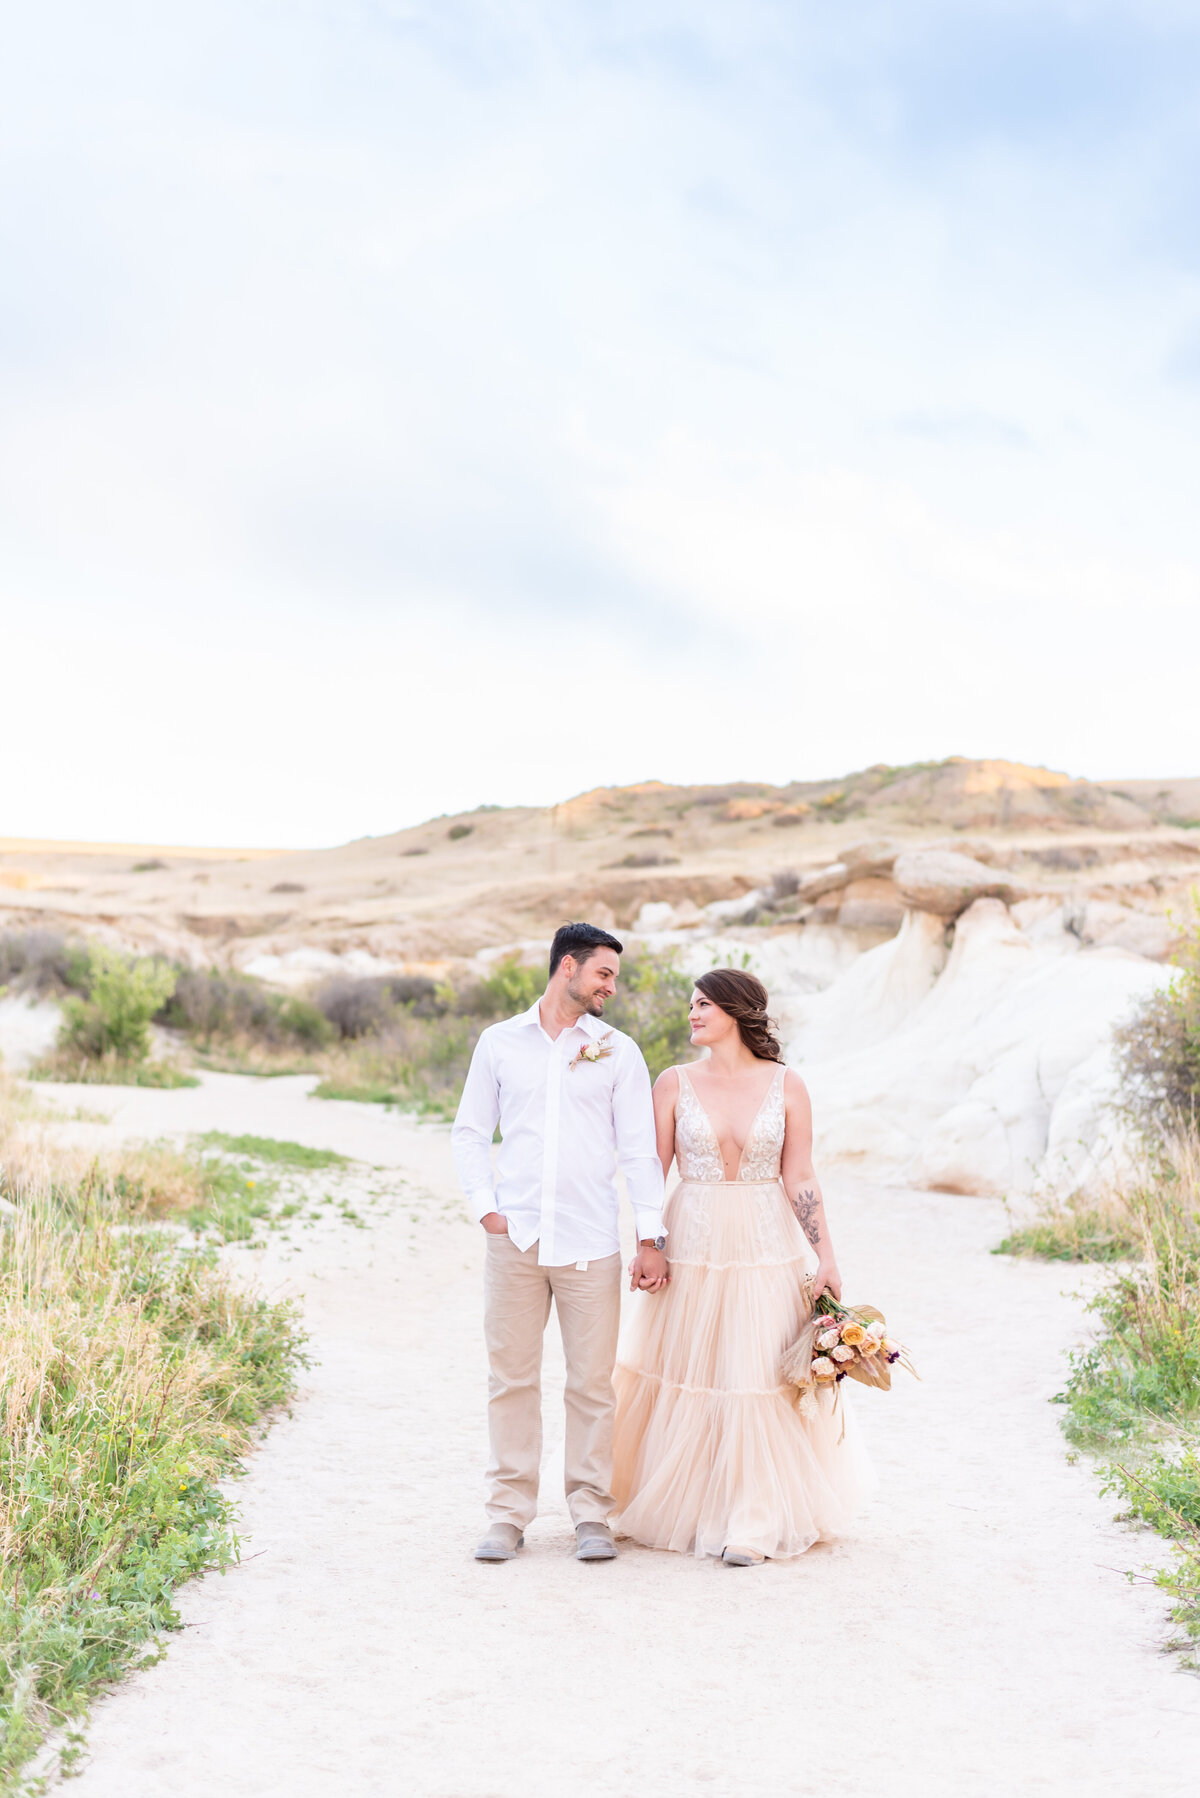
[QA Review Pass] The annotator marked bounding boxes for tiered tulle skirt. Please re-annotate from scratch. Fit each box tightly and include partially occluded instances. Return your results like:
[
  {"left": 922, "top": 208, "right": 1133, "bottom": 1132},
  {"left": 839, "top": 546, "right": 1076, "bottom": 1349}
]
[{"left": 612, "top": 1179, "right": 876, "bottom": 1560}]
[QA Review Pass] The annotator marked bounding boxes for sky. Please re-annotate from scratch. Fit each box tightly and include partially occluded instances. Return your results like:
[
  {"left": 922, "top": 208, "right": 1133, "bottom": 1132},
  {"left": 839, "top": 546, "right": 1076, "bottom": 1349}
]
[{"left": 3, "top": 0, "right": 1199, "bottom": 847}]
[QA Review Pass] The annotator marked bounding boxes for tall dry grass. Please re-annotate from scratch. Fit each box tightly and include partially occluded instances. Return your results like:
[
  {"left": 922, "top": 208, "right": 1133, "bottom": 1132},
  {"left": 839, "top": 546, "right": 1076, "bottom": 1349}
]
[
  {"left": 1044, "top": 1129, "right": 1200, "bottom": 1663},
  {"left": 0, "top": 1081, "right": 305, "bottom": 1787}
]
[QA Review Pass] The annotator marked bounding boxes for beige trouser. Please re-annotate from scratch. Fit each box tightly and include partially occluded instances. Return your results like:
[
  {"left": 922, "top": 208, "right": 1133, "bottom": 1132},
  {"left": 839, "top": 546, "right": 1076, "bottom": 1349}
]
[{"left": 483, "top": 1233, "right": 622, "bottom": 1530}]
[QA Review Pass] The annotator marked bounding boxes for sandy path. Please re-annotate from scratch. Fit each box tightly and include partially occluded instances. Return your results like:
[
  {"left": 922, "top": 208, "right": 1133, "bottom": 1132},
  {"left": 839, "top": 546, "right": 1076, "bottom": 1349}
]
[{"left": 32, "top": 1073, "right": 1200, "bottom": 1797}]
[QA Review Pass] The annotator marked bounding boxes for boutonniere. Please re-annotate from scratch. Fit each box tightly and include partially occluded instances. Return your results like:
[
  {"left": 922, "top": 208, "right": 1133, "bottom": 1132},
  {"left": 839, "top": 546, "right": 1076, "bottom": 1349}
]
[{"left": 568, "top": 1031, "right": 614, "bottom": 1070}]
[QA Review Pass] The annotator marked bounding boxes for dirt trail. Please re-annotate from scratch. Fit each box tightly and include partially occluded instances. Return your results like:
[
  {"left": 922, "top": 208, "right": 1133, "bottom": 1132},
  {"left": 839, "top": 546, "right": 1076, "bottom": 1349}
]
[{"left": 35, "top": 1073, "right": 1200, "bottom": 1798}]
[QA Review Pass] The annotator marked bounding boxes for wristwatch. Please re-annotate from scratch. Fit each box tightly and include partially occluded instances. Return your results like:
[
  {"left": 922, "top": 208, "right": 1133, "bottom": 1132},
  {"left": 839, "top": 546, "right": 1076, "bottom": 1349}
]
[{"left": 640, "top": 1235, "right": 667, "bottom": 1251}]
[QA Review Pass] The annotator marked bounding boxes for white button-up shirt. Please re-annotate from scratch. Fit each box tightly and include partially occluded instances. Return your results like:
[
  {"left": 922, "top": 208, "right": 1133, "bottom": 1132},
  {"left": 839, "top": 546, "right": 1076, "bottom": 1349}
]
[{"left": 451, "top": 1002, "right": 666, "bottom": 1267}]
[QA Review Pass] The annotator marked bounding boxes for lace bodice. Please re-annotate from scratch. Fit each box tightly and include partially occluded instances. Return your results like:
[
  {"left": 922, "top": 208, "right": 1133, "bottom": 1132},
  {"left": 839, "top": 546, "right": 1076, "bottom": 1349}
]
[{"left": 674, "top": 1064, "right": 787, "bottom": 1183}]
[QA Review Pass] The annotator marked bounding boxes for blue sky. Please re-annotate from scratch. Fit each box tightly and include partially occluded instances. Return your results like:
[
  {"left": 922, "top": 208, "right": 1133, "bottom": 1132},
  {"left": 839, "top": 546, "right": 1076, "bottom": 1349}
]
[{"left": 2, "top": 0, "right": 1199, "bottom": 845}]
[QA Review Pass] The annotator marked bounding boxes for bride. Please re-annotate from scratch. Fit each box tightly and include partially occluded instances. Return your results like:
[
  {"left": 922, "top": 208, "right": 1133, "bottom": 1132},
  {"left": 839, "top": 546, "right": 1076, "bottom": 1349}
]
[{"left": 611, "top": 968, "right": 875, "bottom": 1564}]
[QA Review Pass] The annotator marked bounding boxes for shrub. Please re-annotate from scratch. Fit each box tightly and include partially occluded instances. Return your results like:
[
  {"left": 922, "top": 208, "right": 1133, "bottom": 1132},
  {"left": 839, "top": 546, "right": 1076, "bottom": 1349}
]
[
  {"left": 59, "top": 945, "right": 177, "bottom": 1065},
  {"left": 275, "top": 995, "right": 332, "bottom": 1047},
  {"left": 447, "top": 823, "right": 474, "bottom": 840},
  {"left": 315, "top": 975, "right": 391, "bottom": 1039},
  {"left": 387, "top": 974, "right": 443, "bottom": 1011},
  {"left": 162, "top": 969, "right": 331, "bottom": 1050},
  {"left": 314, "top": 1013, "right": 479, "bottom": 1115},
  {"left": 476, "top": 956, "right": 543, "bottom": 1015},
  {"left": 314, "top": 974, "right": 447, "bottom": 1039},
  {"left": 0, "top": 930, "right": 89, "bottom": 995},
  {"left": 605, "top": 951, "right": 695, "bottom": 1081},
  {"left": 605, "top": 852, "right": 681, "bottom": 869},
  {"left": 1113, "top": 895, "right": 1200, "bottom": 1132}
]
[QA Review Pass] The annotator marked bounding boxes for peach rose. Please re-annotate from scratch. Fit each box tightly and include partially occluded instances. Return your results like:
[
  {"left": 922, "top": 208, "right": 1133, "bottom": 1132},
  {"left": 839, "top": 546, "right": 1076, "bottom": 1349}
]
[
  {"left": 839, "top": 1321, "right": 866, "bottom": 1346},
  {"left": 859, "top": 1337, "right": 882, "bottom": 1357}
]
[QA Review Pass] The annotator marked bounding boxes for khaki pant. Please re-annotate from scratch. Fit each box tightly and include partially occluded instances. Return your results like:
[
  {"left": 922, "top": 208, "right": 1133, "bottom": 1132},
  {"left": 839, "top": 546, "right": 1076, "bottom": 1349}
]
[{"left": 483, "top": 1234, "right": 622, "bottom": 1529}]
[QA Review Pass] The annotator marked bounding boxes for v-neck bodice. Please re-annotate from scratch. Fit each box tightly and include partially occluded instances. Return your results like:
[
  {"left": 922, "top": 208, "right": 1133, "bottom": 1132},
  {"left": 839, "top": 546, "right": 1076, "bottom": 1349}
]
[{"left": 674, "top": 1063, "right": 786, "bottom": 1183}]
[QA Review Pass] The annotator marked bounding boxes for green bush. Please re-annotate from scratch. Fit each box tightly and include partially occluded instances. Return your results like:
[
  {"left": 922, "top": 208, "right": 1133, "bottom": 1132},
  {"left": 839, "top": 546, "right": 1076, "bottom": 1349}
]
[
  {"left": 605, "top": 950, "right": 695, "bottom": 1082},
  {"left": 59, "top": 946, "right": 177, "bottom": 1066},
  {"left": 162, "top": 969, "right": 332, "bottom": 1051},
  {"left": 476, "top": 955, "right": 543, "bottom": 1015},
  {"left": 1113, "top": 895, "right": 1200, "bottom": 1132}
]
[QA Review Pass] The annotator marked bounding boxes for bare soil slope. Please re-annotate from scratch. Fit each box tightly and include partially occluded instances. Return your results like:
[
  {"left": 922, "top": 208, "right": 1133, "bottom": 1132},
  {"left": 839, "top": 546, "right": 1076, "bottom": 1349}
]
[{"left": 3, "top": 759, "right": 1198, "bottom": 972}]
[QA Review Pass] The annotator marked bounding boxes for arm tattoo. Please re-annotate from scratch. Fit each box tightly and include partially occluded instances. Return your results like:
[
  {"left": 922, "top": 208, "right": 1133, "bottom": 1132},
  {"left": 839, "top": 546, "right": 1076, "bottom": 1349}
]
[{"left": 791, "top": 1185, "right": 821, "bottom": 1248}]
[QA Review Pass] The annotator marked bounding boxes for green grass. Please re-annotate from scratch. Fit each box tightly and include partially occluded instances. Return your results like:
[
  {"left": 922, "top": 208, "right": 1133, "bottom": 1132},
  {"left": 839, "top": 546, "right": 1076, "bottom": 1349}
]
[
  {"left": 194, "top": 1132, "right": 350, "bottom": 1171},
  {"left": 0, "top": 1092, "right": 306, "bottom": 1790},
  {"left": 995, "top": 1191, "right": 1143, "bottom": 1262},
  {"left": 1011, "top": 1138, "right": 1200, "bottom": 1666},
  {"left": 312, "top": 1075, "right": 457, "bottom": 1118},
  {"left": 30, "top": 1057, "right": 199, "bottom": 1090}
]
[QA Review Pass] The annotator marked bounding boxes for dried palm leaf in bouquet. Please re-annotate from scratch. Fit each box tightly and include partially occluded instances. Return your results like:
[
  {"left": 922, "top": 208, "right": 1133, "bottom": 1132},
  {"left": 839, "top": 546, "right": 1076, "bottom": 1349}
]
[{"left": 781, "top": 1287, "right": 915, "bottom": 1416}]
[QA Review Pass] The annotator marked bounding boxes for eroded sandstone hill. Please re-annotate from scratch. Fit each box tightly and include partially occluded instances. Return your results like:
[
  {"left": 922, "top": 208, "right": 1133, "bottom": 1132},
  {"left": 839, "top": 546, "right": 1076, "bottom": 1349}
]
[{"left": 2, "top": 758, "right": 1198, "bottom": 975}]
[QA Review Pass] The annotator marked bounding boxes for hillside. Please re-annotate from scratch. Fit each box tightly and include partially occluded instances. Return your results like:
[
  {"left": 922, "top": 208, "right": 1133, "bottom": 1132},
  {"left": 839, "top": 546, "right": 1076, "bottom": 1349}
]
[{"left": 2, "top": 757, "right": 1198, "bottom": 976}]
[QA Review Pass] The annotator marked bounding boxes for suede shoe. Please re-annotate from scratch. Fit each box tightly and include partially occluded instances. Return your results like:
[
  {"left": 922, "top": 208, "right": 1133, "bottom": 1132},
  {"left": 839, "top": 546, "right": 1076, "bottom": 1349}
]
[
  {"left": 575, "top": 1521, "right": 618, "bottom": 1561},
  {"left": 721, "top": 1546, "right": 765, "bottom": 1566},
  {"left": 474, "top": 1523, "right": 525, "bottom": 1562}
]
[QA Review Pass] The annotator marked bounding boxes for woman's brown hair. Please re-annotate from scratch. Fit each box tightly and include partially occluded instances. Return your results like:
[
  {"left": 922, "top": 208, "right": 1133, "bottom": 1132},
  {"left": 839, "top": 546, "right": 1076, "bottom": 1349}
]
[{"left": 693, "top": 969, "right": 784, "bottom": 1063}]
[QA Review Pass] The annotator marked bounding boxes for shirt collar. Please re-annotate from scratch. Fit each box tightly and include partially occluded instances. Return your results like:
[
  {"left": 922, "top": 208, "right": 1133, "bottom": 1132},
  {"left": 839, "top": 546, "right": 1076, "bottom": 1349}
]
[{"left": 515, "top": 1001, "right": 608, "bottom": 1039}]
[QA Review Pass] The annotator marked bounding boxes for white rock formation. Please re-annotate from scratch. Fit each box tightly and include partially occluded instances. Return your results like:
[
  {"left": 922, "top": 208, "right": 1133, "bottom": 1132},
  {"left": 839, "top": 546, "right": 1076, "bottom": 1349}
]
[
  {"left": 239, "top": 946, "right": 407, "bottom": 986},
  {"left": 786, "top": 898, "right": 1169, "bottom": 1199}
]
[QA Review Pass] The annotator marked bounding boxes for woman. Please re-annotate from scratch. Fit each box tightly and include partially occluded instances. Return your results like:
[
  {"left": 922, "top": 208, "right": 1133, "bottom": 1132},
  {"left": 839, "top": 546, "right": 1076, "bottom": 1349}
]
[{"left": 611, "top": 968, "right": 875, "bottom": 1564}]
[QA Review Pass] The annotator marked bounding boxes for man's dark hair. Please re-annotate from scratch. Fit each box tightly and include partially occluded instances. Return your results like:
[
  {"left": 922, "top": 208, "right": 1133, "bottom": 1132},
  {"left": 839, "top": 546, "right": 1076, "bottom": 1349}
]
[{"left": 549, "top": 922, "right": 624, "bottom": 978}]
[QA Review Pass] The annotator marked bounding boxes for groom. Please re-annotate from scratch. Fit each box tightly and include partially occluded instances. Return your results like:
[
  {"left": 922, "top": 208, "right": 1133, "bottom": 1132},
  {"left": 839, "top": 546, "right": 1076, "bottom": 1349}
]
[{"left": 452, "top": 922, "right": 668, "bottom": 1563}]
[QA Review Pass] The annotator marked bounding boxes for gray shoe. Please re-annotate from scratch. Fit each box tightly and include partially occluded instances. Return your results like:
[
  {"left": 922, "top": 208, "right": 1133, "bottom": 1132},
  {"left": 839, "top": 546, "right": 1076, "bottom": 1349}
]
[
  {"left": 575, "top": 1521, "right": 618, "bottom": 1561},
  {"left": 474, "top": 1523, "right": 525, "bottom": 1561},
  {"left": 721, "top": 1546, "right": 765, "bottom": 1567}
]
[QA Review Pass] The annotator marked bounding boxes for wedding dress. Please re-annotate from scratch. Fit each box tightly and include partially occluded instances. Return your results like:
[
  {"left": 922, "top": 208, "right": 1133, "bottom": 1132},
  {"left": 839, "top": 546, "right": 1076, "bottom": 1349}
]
[{"left": 611, "top": 1064, "right": 876, "bottom": 1559}]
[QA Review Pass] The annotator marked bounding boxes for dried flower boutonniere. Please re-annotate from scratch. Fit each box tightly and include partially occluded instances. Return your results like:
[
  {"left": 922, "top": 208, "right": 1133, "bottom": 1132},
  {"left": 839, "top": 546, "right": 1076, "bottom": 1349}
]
[{"left": 568, "top": 1031, "right": 614, "bottom": 1070}]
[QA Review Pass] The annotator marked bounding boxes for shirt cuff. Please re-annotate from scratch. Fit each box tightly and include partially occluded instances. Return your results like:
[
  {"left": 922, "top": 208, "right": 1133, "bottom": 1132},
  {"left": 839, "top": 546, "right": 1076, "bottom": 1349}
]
[
  {"left": 634, "top": 1208, "right": 667, "bottom": 1244},
  {"left": 467, "top": 1187, "right": 499, "bottom": 1224}
]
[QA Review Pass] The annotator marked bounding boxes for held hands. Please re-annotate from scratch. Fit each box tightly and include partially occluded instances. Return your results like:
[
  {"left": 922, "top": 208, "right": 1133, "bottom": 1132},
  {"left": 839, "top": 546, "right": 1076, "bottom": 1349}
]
[
  {"left": 480, "top": 1212, "right": 510, "bottom": 1235},
  {"left": 812, "top": 1259, "right": 842, "bottom": 1303},
  {"left": 629, "top": 1243, "right": 669, "bottom": 1293}
]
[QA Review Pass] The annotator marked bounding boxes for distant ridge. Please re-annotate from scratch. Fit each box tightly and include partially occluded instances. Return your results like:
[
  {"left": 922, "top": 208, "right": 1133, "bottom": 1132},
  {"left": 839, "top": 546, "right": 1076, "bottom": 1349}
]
[{"left": 2, "top": 758, "right": 1197, "bottom": 971}]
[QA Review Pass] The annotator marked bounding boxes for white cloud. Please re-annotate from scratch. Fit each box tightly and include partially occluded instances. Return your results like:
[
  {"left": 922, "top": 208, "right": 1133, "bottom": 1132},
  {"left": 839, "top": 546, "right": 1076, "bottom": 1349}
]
[{"left": 2, "top": 1, "right": 1199, "bottom": 843}]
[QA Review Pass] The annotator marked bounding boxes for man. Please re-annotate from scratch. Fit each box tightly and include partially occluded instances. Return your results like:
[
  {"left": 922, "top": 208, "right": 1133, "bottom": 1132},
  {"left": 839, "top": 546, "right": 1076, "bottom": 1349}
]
[{"left": 452, "top": 921, "right": 668, "bottom": 1563}]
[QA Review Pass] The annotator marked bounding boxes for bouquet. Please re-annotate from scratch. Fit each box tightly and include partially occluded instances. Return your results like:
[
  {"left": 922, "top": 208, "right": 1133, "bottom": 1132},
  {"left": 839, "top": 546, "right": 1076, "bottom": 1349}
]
[{"left": 781, "top": 1290, "right": 915, "bottom": 1417}]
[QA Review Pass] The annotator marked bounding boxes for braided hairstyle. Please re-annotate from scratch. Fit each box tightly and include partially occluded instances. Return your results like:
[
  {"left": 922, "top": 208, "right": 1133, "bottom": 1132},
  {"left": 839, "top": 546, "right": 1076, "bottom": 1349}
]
[{"left": 693, "top": 969, "right": 784, "bottom": 1063}]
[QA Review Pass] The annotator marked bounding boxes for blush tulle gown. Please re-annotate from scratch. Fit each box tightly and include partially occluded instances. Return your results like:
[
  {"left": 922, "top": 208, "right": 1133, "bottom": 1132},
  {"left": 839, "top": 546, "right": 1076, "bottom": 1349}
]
[{"left": 611, "top": 1064, "right": 876, "bottom": 1560}]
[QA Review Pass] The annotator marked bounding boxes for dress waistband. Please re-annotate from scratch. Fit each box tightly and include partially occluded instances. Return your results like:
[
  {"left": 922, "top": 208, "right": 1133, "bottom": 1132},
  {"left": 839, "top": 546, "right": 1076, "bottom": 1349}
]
[{"left": 676, "top": 1177, "right": 785, "bottom": 1189}]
